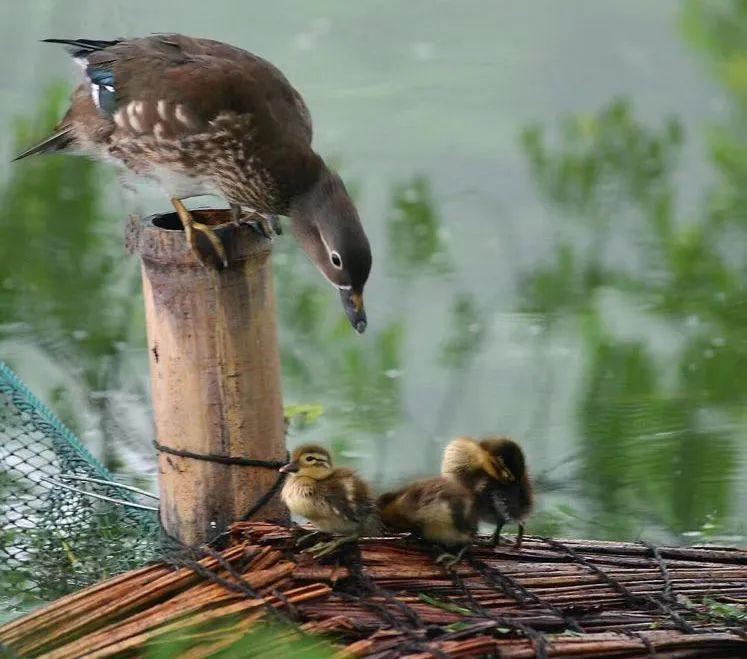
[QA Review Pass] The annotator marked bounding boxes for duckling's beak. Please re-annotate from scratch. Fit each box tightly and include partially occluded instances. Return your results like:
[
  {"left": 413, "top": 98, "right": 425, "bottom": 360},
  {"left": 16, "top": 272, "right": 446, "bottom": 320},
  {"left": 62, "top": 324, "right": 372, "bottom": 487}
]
[
  {"left": 279, "top": 461, "right": 299, "bottom": 474},
  {"left": 488, "top": 457, "right": 515, "bottom": 483},
  {"left": 340, "top": 289, "right": 367, "bottom": 334}
]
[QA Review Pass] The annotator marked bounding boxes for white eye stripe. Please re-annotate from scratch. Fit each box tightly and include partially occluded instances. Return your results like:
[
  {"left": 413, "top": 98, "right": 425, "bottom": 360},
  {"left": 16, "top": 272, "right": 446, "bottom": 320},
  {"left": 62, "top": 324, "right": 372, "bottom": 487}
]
[{"left": 318, "top": 232, "right": 343, "bottom": 269}]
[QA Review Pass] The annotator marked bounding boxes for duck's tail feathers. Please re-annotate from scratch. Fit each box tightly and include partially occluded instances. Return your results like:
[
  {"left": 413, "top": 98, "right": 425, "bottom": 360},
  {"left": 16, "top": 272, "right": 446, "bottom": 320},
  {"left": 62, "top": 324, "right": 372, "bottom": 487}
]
[
  {"left": 42, "top": 38, "right": 121, "bottom": 58},
  {"left": 12, "top": 126, "right": 75, "bottom": 162}
]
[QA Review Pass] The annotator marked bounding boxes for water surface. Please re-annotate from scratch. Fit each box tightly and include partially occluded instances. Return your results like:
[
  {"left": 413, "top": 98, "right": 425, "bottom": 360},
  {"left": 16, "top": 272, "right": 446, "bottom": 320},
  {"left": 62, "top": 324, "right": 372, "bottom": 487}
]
[{"left": 1, "top": 1, "right": 745, "bottom": 551}]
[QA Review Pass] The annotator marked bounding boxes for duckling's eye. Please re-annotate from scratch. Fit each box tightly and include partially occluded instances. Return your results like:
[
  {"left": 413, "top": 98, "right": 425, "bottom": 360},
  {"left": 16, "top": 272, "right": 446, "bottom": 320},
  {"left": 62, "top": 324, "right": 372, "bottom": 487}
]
[
  {"left": 330, "top": 251, "right": 342, "bottom": 269},
  {"left": 304, "top": 456, "right": 314, "bottom": 463}
]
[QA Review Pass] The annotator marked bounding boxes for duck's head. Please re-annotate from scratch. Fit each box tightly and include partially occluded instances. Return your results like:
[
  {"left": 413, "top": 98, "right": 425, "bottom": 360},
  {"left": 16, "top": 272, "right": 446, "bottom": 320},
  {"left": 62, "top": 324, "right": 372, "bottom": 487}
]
[
  {"left": 478, "top": 437, "right": 527, "bottom": 483},
  {"left": 442, "top": 436, "right": 517, "bottom": 483},
  {"left": 290, "top": 170, "right": 372, "bottom": 334},
  {"left": 280, "top": 444, "right": 334, "bottom": 480}
]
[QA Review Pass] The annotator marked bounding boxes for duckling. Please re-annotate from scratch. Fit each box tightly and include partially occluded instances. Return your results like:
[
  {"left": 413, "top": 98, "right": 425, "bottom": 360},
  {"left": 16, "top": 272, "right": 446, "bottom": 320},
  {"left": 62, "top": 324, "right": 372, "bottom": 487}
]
[
  {"left": 279, "top": 444, "right": 378, "bottom": 557},
  {"left": 377, "top": 476, "right": 478, "bottom": 567},
  {"left": 441, "top": 436, "right": 533, "bottom": 547}
]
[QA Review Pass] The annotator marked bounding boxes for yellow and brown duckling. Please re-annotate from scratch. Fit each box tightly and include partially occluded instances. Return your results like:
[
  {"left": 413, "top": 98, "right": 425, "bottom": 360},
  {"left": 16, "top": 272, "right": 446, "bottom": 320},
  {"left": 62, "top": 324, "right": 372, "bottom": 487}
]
[
  {"left": 377, "top": 476, "right": 478, "bottom": 567},
  {"left": 441, "top": 436, "right": 533, "bottom": 547},
  {"left": 280, "top": 444, "right": 378, "bottom": 557}
]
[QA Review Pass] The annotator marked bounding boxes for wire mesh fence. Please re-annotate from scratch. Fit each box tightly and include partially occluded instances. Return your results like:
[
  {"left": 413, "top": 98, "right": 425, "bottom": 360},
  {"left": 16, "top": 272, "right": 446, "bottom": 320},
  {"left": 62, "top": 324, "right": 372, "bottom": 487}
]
[
  {"left": 0, "top": 362, "right": 159, "bottom": 615},
  {"left": 2, "top": 360, "right": 745, "bottom": 657}
]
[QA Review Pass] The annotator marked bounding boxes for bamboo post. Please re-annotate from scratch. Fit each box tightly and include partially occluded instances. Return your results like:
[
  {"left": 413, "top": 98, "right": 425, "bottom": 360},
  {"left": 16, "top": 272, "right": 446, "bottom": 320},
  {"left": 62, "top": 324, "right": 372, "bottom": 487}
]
[{"left": 127, "top": 209, "right": 287, "bottom": 545}]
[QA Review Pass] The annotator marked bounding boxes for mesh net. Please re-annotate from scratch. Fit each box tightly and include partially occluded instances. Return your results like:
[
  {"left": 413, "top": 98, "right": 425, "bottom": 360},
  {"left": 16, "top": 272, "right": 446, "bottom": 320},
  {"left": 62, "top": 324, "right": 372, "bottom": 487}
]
[{"left": 0, "top": 362, "right": 159, "bottom": 615}]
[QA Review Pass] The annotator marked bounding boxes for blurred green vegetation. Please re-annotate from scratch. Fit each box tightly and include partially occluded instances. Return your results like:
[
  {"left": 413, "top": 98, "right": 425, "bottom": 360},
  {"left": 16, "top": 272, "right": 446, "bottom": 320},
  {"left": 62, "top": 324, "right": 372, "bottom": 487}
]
[
  {"left": 1, "top": 5, "right": 747, "bottom": 627},
  {"left": 144, "top": 620, "right": 336, "bottom": 659},
  {"left": 0, "top": 84, "right": 143, "bottom": 470},
  {"left": 515, "top": 0, "right": 747, "bottom": 540}
]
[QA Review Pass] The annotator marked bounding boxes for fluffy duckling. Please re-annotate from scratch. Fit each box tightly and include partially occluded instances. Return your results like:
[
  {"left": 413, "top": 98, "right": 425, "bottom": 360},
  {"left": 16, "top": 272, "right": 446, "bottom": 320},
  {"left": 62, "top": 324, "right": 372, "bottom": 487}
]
[
  {"left": 280, "top": 444, "right": 378, "bottom": 557},
  {"left": 441, "top": 436, "right": 533, "bottom": 547},
  {"left": 377, "top": 476, "right": 478, "bottom": 566}
]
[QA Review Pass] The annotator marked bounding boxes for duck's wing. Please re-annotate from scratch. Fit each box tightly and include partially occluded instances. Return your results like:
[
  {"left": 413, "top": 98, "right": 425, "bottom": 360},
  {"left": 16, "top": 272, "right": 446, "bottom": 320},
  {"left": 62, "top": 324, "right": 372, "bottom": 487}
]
[
  {"left": 42, "top": 35, "right": 313, "bottom": 146},
  {"left": 320, "top": 469, "right": 373, "bottom": 526}
]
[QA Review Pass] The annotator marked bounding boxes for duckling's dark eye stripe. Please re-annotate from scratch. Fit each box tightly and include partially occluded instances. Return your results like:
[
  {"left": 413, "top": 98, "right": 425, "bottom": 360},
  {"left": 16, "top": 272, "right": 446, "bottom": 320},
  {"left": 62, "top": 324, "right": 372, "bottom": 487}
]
[{"left": 152, "top": 440, "right": 287, "bottom": 469}]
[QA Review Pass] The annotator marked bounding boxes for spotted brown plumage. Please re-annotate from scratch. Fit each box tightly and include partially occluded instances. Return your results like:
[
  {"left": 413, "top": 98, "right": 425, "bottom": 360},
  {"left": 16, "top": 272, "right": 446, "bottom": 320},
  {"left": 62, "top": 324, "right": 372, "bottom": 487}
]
[{"left": 15, "top": 35, "right": 371, "bottom": 333}]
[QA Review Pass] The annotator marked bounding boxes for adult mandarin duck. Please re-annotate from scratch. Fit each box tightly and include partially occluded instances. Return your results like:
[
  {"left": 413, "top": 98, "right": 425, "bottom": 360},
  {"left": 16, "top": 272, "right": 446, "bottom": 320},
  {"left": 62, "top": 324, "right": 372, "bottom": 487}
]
[{"left": 15, "top": 35, "right": 371, "bottom": 333}]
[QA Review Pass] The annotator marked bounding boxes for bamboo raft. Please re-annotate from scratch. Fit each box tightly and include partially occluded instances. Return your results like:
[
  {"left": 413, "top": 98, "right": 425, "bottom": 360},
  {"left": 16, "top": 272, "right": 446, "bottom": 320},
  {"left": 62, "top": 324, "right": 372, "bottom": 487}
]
[{"left": 1, "top": 522, "right": 745, "bottom": 658}]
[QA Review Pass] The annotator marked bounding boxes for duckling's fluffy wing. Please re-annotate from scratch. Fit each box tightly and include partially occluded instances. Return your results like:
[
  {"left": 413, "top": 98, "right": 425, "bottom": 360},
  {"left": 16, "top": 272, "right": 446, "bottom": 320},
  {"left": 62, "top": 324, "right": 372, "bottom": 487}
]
[
  {"left": 321, "top": 468, "right": 376, "bottom": 527},
  {"left": 378, "top": 476, "right": 477, "bottom": 544}
]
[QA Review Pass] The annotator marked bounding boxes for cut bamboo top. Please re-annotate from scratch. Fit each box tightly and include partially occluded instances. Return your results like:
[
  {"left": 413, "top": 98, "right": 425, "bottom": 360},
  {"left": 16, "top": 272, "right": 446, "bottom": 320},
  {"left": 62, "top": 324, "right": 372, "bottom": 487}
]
[{"left": 126, "top": 210, "right": 271, "bottom": 267}]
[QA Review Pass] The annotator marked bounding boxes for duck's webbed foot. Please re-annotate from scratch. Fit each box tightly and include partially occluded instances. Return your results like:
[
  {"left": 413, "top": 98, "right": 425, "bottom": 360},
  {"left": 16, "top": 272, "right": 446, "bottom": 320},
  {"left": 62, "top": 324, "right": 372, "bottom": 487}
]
[
  {"left": 230, "top": 206, "right": 282, "bottom": 239},
  {"left": 305, "top": 533, "right": 359, "bottom": 558},
  {"left": 247, "top": 214, "right": 281, "bottom": 239},
  {"left": 172, "top": 198, "right": 228, "bottom": 268},
  {"left": 435, "top": 545, "right": 470, "bottom": 570},
  {"left": 514, "top": 523, "right": 525, "bottom": 549}
]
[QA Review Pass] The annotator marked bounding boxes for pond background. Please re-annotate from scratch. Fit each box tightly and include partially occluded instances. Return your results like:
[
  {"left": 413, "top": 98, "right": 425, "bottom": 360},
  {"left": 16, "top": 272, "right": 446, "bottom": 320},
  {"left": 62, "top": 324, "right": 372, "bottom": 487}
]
[{"left": 1, "top": 0, "right": 745, "bottom": 559}]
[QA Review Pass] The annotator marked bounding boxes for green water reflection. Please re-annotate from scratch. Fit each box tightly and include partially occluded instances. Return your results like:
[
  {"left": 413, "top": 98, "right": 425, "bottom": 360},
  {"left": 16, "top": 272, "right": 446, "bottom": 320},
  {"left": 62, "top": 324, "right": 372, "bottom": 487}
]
[{"left": 0, "top": 1, "right": 745, "bottom": 550}]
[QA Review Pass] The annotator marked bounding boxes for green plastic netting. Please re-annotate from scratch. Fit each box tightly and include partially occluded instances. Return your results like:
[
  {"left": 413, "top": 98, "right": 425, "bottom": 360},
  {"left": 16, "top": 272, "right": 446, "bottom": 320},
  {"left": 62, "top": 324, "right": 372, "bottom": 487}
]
[{"left": 0, "top": 361, "right": 160, "bottom": 614}]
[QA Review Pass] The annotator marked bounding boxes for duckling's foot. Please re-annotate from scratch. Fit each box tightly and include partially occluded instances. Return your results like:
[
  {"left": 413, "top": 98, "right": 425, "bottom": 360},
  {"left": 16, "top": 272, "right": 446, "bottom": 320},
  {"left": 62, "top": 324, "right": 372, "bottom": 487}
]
[
  {"left": 435, "top": 545, "right": 470, "bottom": 570},
  {"left": 172, "top": 198, "right": 228, "bottom": 268},
  {"left": 475, "top": 535, "right": 501, "bottom": 547},
  {"left": 295, "top": 530, "right": 327, "bottom": 549},
  {"left": 306, "top": 534, "right": 359, "bottom": 558},
  {"left": 514, "top": 523, "right": 525, "bottom": 549},
  {"left": 489, "top": 523, "right": 506, "bottom": 547}
]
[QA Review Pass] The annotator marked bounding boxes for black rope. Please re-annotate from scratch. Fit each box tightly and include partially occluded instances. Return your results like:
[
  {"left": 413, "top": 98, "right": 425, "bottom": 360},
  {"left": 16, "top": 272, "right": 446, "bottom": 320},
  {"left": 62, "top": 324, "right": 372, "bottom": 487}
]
[
  {"left": 159, "top": 521, "right": 296, "bottom": 628},
  {"left": 624, "top": 630, "right": 657, "bottom": 658},
  {"left": 342, "top": 543, "right": 423, "bottom": 629},
  {"left": 240, "top": 470, "right": 287, "bottom": 521},
  {"left": 153, "top": 440, "right": 287, "bottom": 469},
  {"left": 540, "top": 537, "right": 697, "bottom": 634},
  {"left": 271, "top": 588, "right": 300, "bottom": 620},
  {"left": 447, "top": 562, "right": 549, "bottom": 659},
  {"left": 335, "top": 544, "right": 458, "bottom": 659},
  {"left": 153, "top": 444, "right": 292, "bottom": 629},
  {"left": 462, "top": 551, "right": 583, "bottom": 634},
  {"left": 640, "top": 540, "right": 673, "bottom": 602}
]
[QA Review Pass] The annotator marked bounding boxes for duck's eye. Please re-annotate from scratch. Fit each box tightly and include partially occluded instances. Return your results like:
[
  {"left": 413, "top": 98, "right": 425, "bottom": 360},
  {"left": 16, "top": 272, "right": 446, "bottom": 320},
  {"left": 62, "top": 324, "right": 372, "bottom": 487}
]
[
  {"left": 330, "top": 251, "right": 342, "bottom": 269},
  {"left": 304, "top": 456, "right": 314, "bottom": 463}
]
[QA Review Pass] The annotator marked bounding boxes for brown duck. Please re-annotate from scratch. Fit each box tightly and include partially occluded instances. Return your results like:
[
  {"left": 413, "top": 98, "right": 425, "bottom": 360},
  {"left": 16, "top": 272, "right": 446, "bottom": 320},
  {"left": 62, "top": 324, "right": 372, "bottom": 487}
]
[{"left": 15, "top": 35, "right": 371, "bottom": 332}]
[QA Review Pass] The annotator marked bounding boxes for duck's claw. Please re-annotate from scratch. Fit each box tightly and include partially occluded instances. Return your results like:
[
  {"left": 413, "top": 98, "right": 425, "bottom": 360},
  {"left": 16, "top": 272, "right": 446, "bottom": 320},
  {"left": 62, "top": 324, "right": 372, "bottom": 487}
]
[
  {"left": 246, "top": 216, "right": 278, "bottom": 240},
  {"left": 192, "top": 221, "right": 228, "bottom": 268},
  {"left": 171, "top": 198, "right": 228, "bottom": 268}
]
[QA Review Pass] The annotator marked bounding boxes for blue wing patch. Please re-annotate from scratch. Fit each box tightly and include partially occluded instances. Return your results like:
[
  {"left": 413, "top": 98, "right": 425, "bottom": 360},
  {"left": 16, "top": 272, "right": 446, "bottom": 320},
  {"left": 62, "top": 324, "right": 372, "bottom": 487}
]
[{"left": 86, "top": 67, "right": 117, "bottom": 116}]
